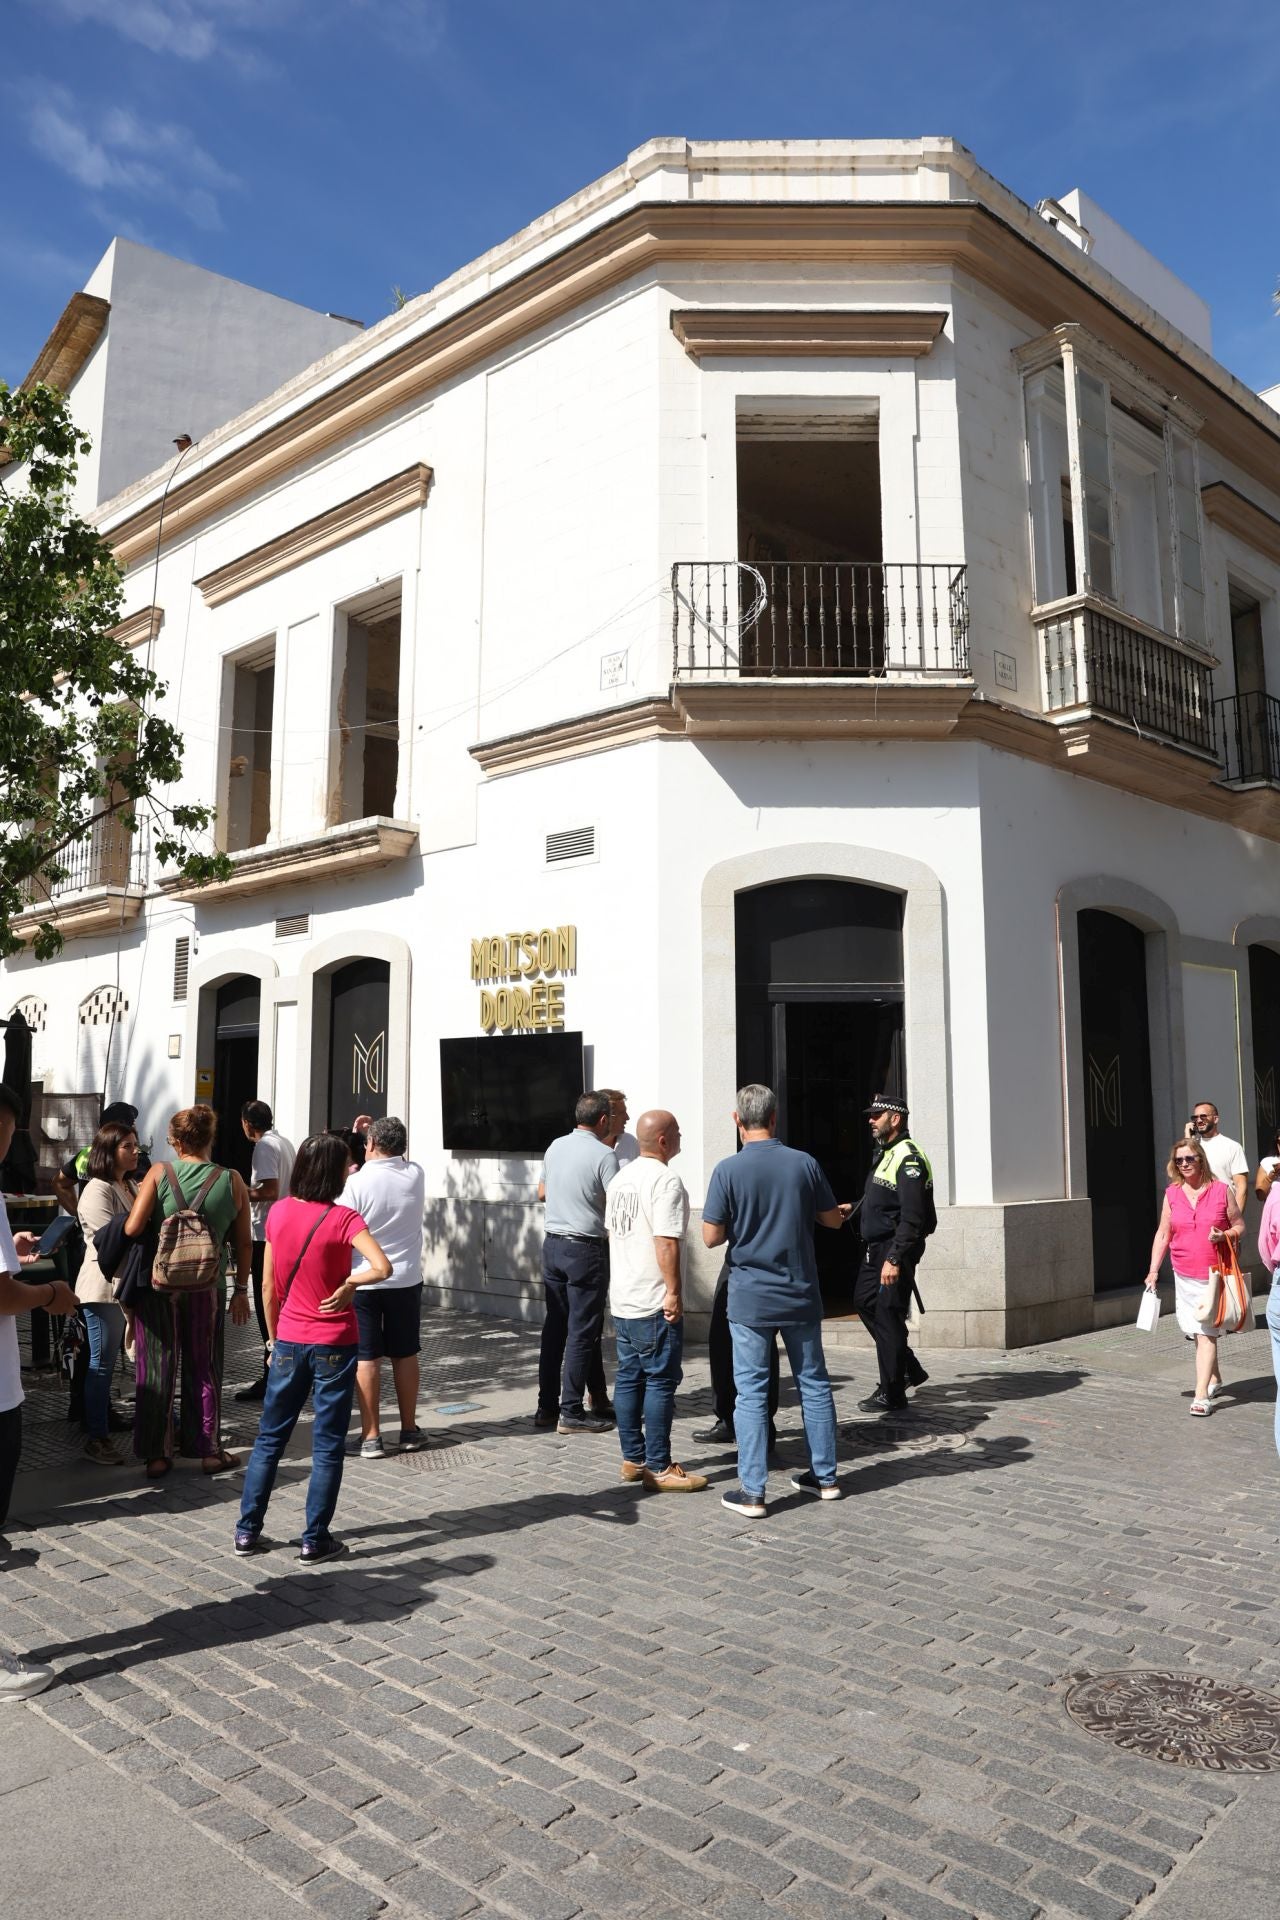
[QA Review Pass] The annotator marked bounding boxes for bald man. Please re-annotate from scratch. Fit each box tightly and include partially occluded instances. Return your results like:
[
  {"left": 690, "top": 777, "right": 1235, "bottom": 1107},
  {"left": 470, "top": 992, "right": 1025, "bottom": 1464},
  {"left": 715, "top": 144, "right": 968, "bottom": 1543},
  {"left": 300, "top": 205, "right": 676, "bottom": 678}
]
[{"left": 604, "top": 1110, "right": 707, "bottom": 1492}]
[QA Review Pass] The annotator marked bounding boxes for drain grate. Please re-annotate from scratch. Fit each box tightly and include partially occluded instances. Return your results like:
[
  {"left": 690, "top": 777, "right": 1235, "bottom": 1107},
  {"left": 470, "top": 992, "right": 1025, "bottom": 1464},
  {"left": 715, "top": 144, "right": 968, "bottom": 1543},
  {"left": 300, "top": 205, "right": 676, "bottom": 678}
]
[
  {"left": 396, "top": 1444, "right": 485, "bottom": 1473},
  {"left": 1063, "top": 1670, "right": 1280, "bottom": 1771},
  {"left": 842, "top": 1410, "right": 970, "bottom": 1455}
]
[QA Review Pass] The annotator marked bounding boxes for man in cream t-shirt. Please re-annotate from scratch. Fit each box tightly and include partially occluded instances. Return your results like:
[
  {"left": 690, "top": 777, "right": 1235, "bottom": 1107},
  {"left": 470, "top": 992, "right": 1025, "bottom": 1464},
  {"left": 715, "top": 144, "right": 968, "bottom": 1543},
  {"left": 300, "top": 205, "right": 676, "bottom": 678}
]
[{"left": 605, "top": 1109, "right": 706, "bottom": 1493}]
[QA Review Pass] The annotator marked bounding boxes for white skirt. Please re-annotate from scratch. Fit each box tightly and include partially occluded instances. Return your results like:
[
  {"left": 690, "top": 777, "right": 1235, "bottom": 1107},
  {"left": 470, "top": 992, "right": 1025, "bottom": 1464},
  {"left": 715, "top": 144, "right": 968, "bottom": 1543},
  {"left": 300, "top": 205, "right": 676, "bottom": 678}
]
[{"left": 1173, "top": 1271, "right": 1220, "bottom": 1339}]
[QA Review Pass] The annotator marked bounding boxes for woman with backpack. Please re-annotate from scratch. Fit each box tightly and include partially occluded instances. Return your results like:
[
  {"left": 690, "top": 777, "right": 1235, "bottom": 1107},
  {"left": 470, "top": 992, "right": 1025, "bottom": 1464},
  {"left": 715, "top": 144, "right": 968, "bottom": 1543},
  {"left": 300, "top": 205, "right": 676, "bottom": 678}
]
[
  {"left": 234, "top": 1131, "right": 391, "bottom": 1563},
  {"left": 124, "top": 1104, "right": 252, "bottom": 1478}
]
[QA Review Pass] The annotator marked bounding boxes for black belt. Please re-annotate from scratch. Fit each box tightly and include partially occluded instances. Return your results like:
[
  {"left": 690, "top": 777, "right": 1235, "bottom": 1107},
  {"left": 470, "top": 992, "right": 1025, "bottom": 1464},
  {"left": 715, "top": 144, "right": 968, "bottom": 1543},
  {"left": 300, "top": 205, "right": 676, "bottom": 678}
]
[{"left": 546, "top": 1231, "right": 606, "bottom": 1242}]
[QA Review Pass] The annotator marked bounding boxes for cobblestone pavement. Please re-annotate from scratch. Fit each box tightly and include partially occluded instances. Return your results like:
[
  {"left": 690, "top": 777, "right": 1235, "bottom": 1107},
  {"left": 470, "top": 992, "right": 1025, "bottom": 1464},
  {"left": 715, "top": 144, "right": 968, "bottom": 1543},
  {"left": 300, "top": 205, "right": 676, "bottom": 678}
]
[{"left": 5, "top": 1306, "right": 1280, "bottom": 1920}]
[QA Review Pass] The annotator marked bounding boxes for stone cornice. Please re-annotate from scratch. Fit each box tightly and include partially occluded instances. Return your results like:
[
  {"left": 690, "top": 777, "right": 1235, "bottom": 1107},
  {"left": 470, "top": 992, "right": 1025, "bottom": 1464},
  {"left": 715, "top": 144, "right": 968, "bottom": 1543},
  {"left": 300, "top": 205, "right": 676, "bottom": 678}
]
[
  {"left": 670, "top": 308, "right": 948, "bottom": 360},
  {"left": 9, "top": 886, "right": 143, "bottom": 945},
  {"left": 109, "top": 605, "right": 164, "bottom": 649},
  {"left": 100, "top": 202, "right": 1280, "bottom": 571},
  {"left": 194, "top": 464, "right": 432, "bottom": 607},
  {"left": 160, "top": 817, "right": 418, "bottom": 903},
  {"left": 1201, "top": 481, "right": 1280, "bottom": 567},
  {"left": 471, "top": 682, "right": 1280, "bottom": 843},
  {"left": 0, "top": 291, "right": 111, "bottom": 467}
]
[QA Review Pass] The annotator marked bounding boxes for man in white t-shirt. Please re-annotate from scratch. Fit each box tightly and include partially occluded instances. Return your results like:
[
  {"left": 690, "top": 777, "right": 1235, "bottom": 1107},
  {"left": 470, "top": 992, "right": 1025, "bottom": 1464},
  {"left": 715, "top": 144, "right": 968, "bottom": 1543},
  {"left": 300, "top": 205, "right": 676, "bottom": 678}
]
[
  {"left": 339, "top": 1116, "right": 427, "bottom": 1458},
  {"left": 605, "top": 1109, "right": 706, "bottom": 1494},
  {"left": 0, "top": 1081, "right": 79, "bottom": 1700},
  {"left": 1187, "top": 1101, "right": 1249, "bottom": 1211},
  {"left": 237, "top": 1101, "right": 297, "bottom": 1402}
]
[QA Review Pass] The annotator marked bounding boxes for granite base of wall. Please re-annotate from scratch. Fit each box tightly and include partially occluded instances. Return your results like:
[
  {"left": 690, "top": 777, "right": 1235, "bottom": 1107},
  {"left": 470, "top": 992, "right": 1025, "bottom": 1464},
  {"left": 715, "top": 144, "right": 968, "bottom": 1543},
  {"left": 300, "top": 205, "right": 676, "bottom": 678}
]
[{"left": 425, "top": 1195, "right": 1101, "bottom": 1350}]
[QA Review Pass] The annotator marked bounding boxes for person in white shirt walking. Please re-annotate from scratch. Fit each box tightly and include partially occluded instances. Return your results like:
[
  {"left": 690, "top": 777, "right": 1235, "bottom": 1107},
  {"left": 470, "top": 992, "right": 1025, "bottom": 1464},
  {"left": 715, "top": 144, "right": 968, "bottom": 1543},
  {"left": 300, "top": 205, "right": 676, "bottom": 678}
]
[
  {"left": 236, "top": 1101, "right": 296, "bottom": 1403},
  {"left": 1186, "top": 1101, "right": 1249, "bottom": 1212},
  {"left": 605, "top": 1109, "right": 707, "bottom": 1493},
  {"left": 339, "top": 1117, "right": 427, "bottom": 1456}
]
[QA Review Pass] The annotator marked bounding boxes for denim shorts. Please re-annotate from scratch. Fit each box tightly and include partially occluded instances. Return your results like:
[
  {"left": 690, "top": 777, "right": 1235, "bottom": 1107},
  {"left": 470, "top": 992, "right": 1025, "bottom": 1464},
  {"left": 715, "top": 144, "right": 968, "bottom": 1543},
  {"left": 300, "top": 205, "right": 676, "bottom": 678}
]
[{"left": 354, "top": 1282, "right": 423, "bottom": 1360}]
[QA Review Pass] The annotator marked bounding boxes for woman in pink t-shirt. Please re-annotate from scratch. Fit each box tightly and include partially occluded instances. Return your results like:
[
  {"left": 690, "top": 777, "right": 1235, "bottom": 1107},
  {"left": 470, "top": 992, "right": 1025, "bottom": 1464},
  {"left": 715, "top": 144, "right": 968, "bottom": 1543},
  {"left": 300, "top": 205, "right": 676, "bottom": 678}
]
[
  {"left": 235, "top": 1133, "right": 390, "bottom": 1561},
  {"left": 1143, "top": 1136, "right": 1243, "bottom": 1416}
]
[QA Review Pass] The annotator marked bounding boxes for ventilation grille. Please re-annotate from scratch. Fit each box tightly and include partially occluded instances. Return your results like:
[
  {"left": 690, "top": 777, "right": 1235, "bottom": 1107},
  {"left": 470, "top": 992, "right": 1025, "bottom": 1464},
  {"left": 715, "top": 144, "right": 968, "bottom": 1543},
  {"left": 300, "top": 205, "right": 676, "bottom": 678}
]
[
  {"left": 275, "top": 913, "right": 310, "bottom": 939},
  {"left": 173, "top": 936, "right": 189, "bottom": 1004},
  {"left": 546, "top": 826, "right": 595, "bottom": 865}
]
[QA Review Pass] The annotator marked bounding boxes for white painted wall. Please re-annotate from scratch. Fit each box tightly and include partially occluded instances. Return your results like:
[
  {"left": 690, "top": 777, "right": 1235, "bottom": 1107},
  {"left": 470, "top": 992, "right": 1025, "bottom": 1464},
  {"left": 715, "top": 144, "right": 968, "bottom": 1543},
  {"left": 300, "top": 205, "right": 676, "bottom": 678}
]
[{"left": 1057, "top": 189, "right": 1213, "bottom": 354}]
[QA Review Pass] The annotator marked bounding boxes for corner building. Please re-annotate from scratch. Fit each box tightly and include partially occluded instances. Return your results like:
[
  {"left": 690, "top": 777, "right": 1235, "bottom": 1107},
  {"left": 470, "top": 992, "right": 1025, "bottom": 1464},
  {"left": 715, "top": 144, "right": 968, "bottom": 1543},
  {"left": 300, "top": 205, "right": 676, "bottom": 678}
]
[{"left": 8, "top": 140, "right": 1280, "bottom": 1348}]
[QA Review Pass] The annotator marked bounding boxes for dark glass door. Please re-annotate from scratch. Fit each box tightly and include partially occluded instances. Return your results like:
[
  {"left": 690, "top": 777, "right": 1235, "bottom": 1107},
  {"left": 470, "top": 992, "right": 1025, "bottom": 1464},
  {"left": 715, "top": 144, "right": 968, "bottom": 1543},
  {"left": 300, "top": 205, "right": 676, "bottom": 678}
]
[
  {"left": 328, "top": 960, "right": 390, "bottom": 1129},
  {"left": 1078, "top": 910, "right": 1155, "bottom": 1291},
  {"left": 213, "top": 978, "right": 259, "bottom": 1179},
  {"left": 1248, "top": 945, "right": 1280, "bottom": 1160}
]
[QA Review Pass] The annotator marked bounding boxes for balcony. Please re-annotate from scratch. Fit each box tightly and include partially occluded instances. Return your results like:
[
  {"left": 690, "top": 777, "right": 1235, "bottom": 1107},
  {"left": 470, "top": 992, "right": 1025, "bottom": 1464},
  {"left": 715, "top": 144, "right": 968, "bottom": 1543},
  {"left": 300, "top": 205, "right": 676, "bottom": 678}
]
[
  {"left": 1217, "top": 690, "right": 1280, "bottom": 787},
  {"left": 12, "top": 816, "right": 149, "bottom": 943},
  {"left": 672, "top": 560, "right": 969, "bottom": 679},
  {"left": 1037, "top": 595, "right": 1217, "bottom": 759}
]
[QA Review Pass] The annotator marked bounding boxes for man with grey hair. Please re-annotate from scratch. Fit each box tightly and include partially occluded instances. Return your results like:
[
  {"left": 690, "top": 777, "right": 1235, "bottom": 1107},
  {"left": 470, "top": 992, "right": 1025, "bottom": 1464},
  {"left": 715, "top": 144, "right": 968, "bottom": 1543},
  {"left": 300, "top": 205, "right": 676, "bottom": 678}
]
[
  {"left": 703, "top": 1083, "right": 844, "bottom": 1517},
  {"left": 340, "top": 1116, "right": 428, "bottom": 1456}
]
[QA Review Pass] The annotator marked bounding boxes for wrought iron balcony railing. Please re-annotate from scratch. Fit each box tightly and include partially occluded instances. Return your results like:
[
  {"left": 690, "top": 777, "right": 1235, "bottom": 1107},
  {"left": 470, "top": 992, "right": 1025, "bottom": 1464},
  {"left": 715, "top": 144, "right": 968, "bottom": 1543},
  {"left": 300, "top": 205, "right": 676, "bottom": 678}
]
[
  {"left": 1038, "top": 596, "right": 1216, "bottom": 757},
  {"left": 672, "top": 561, "right": 969, "bottom": 679},
  {"left": 22, "top": 814, "right": 149, "bottom": 907},
  {"left": 1216, "top": 689, "right": 1280, "bottom": 786}
]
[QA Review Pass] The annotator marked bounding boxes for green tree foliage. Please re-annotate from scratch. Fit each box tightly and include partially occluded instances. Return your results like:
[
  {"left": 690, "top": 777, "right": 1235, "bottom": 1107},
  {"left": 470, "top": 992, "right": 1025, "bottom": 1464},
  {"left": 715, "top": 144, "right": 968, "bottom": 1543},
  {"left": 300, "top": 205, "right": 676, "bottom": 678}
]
[{"left": 0, "top": 383, "right": 228, "bottom": 960}]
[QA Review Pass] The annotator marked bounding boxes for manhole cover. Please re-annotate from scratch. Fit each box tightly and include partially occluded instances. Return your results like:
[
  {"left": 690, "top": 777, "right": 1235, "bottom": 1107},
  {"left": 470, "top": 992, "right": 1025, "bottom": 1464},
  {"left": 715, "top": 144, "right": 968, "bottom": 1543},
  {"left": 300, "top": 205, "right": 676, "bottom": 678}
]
[
  {"left": 842, "top": 1411, "right": 970, "bottom": 1454},
  {"left": 1063, "top": 1670, "right": 1280, "bottom": 1771},
  {"left": 396, "top": 1444, "right": 485, "bottom": 1472}
]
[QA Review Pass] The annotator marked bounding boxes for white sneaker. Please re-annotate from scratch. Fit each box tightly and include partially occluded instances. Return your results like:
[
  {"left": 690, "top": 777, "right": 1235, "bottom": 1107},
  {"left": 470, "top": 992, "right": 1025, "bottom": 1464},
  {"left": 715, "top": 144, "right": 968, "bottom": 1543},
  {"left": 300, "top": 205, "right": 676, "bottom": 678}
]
[{"left": 0, "top": 1649, "right": 54, "bottom": 1701}]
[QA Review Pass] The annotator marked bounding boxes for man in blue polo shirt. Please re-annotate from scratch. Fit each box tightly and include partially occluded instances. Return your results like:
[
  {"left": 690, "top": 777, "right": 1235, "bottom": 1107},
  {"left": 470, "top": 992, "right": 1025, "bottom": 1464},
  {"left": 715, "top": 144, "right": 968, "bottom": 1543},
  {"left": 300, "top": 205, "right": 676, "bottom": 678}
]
[{"left": 702, "top": 1082, "right": 844, "bottom": 1518}]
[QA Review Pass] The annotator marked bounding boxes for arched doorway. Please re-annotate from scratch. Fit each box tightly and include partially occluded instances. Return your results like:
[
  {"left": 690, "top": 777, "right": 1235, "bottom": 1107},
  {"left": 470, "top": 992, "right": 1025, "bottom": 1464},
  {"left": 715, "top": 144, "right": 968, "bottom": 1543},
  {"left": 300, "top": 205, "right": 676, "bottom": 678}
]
[
  {"left": 1077, "top": 909, "right": 1155, "bottom": 1290},
  {"left": 1248, "top": 945, "right": 1280, "bottom": 1159},
  {"left": 212, "top": 977, "right": 260, "bottom": 1179},
  {"left": 735, "top": 878, "right": 904, "bottom": 1311},
  {"left": 327, "top": 959, "right": 390, "bottom": 1130}
]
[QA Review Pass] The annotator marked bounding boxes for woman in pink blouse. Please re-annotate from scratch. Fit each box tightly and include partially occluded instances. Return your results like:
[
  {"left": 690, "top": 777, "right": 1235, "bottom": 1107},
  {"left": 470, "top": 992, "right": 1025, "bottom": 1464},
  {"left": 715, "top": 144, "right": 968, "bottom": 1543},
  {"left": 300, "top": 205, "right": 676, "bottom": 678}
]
[
  {"left": 1258, "top": 1181, "right": 1280, "bottom": 1458},
  {"left": 1143, "top": 1136, "right": 1244, "bottom": 1416}
]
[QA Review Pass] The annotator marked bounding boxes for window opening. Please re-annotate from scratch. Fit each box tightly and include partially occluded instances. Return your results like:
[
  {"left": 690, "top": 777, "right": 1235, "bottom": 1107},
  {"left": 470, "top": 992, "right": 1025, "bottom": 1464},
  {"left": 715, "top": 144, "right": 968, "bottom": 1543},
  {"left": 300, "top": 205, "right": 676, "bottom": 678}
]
[
  {"left": 333, "top": 594, "right": 401, "bottom": 823},
  {"left": 225, "top": 648, "right": 275, "bottom": 851}
]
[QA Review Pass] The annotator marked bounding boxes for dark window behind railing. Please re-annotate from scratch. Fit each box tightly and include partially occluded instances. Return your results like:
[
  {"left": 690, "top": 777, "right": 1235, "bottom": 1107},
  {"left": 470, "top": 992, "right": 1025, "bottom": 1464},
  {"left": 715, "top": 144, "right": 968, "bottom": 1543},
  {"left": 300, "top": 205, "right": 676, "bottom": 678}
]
[
  {"left": 23, "top": 814, "right": 148, "bottom": 907},
  {"left": 1039, "top": 601, "right": 1216, "bottom": 755},
  {"left": 672, "top": 562, "right": 969, "bottom": 679},
  {"left": 1217, "top": 690, "right": 1280, "bottom": 785}
]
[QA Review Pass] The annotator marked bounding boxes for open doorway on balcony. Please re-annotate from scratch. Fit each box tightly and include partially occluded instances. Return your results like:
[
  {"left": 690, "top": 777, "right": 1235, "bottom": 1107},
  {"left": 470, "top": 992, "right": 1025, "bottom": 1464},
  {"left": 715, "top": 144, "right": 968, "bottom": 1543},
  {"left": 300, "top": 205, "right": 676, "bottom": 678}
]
[
  {"left": 736, "top": 408, "right": 883, "bottom": 674},
  {"left": 224, "top": 645, "right": 275, "bottom": 852},
  {"left": 1224, "top": 587, "right": 1278, "bottom": 784}
]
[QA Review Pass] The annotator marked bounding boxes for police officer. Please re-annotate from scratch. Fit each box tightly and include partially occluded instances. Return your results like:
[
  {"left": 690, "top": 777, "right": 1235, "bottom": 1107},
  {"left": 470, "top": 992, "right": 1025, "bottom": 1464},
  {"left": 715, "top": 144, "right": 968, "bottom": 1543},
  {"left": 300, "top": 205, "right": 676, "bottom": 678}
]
[{"left": 852, "top": 1095, "right": 935, "bottom": 1413}]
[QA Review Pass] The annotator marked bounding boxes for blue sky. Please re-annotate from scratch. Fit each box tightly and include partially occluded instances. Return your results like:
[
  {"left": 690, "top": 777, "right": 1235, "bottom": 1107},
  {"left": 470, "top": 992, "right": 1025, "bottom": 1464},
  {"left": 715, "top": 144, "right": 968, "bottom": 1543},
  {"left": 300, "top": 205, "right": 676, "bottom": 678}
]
[{"left": 3, "top": 0, "right": 1278, "bottom": 394}]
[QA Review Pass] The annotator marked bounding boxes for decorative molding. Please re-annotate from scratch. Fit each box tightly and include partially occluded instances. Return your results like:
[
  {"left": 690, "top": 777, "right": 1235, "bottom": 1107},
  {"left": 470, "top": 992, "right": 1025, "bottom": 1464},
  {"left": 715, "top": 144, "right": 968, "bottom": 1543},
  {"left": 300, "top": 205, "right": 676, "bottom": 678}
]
[
  {"left": 160, "top": 817, "right": 418, "bottom": 903},
  {"left": 1201, "top": 482, "right": 1280, "bottom": 567},
  {"left": 110, "top": 605, "right": 164, "bottom": 650},
  {"left": 101, "top": 202, "right": 1280, "bottom": 570},
  {"left": 1016, "top": 322, "right": 1203, "bottom": 434},
  {"left": 471, "top": 679, "right": 1280, "bottom": 843},
  {"left": 9, "top": 886, "right": 144, "bottom": 945},
  {"left": 194, "top": 464, "right": 432, "bottom": 607},
  {"left": 670, "top": 308, "right": 947, "bottom": 360},
  {"left": 0, "top": 292, "right": 111, "bottom": 467}
]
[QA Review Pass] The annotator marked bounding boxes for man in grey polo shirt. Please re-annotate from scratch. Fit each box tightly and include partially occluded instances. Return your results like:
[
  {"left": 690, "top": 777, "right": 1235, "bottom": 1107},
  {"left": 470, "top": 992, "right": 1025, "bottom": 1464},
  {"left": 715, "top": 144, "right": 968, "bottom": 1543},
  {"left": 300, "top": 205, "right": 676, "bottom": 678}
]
[{"left": 536, "top": 1091, "right": 619, "bottom": 1434}]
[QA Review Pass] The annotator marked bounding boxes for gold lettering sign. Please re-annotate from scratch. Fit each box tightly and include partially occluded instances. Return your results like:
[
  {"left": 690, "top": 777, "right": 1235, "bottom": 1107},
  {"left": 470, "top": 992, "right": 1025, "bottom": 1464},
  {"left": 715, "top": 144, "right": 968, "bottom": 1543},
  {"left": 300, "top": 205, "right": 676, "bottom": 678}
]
[{"left": 471, "top": 925, "right": 575, "bottom": 1031}]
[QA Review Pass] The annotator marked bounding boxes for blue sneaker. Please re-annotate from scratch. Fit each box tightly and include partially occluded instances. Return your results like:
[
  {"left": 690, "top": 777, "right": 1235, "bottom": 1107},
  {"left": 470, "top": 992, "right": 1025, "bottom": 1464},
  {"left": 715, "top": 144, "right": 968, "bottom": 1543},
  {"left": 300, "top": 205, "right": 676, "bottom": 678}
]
[
  {"left": 790, "top": 1470, "right": 842, "bottom": 1501},
  {"left": 721, "top": 1487, "right": 767, "bottom": 1519}
]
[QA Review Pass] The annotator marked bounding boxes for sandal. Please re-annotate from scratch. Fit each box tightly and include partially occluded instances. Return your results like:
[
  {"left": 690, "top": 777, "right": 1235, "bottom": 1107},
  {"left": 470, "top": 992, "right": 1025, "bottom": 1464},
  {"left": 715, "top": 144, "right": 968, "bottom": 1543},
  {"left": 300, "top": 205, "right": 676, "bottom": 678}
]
[
  {"left": 145, "top": 1457, "right": 172, "bottom": 1479},
  {"left": 1189, "top": 1398, "right": 1213, "bottom": 1417},
  {"left": 202, "top": 1450, "right": 241, "bottom": 1475}
]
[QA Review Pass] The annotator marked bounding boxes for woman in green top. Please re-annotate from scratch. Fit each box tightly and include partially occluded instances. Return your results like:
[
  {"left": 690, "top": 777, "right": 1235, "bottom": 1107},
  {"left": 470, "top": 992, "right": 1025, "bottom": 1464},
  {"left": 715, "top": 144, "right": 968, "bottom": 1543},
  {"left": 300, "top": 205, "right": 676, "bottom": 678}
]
[{"left": 125, "top": 1104, "right": 252, "bottom": 1477}]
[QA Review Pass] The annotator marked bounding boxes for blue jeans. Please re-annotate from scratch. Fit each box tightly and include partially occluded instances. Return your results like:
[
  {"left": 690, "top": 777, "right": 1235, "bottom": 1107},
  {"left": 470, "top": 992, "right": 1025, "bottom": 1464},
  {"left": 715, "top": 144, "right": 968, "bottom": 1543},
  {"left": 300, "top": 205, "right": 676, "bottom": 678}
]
[
  {"left": 1267, "top": 1274, "right": 1280, "bottom": 1461},
  {"left": 614, "top": 1312, "right": 684, "bottom": 1472},
  {"left": 730, "top": 1318, "right": 837, "bottom": 1497},
  {"left": 83, "top": 1301, "right": 125, "bottom": 1440},
  {"left": 238, "top": 1341, "right": 358, "bottom": 1547}
]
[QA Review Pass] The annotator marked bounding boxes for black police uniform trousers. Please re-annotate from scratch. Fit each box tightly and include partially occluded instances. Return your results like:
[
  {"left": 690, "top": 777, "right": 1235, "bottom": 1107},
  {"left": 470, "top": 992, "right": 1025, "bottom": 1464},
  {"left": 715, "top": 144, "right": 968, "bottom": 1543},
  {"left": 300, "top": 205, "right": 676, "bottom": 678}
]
[
  {"left": 707, "top": 1267, "right": 780, "bottom": 1430},
  {"left": 854, "top": 1238, "right": 917, "bottom": 1405}
]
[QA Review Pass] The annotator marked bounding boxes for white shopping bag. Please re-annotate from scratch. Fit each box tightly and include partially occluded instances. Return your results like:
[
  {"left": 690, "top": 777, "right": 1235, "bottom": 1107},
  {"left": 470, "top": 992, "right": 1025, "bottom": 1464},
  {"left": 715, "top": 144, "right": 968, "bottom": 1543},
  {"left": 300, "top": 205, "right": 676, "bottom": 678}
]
[{"left": 1136, "top": 1289, "right": 1160, "bottom": 1333}]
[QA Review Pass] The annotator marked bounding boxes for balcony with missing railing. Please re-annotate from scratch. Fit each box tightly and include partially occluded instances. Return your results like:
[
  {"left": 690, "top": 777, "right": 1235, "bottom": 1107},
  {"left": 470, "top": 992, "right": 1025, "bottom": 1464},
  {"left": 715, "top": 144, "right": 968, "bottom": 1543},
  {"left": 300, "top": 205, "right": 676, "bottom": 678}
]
[
  {"left": 1036, "top": 595, "right": 1217, "bottom": 759},
  {"left": 12, "top": 814, "right": 150, "bottom": 942}
]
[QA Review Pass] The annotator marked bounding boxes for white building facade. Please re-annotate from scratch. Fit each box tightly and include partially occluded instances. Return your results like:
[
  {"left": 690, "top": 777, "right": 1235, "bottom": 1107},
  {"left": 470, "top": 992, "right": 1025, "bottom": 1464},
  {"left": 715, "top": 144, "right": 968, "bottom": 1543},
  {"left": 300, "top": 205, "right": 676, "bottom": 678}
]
[{"left": 7, "top": 137, "right": 1280, "bottom": 1347}]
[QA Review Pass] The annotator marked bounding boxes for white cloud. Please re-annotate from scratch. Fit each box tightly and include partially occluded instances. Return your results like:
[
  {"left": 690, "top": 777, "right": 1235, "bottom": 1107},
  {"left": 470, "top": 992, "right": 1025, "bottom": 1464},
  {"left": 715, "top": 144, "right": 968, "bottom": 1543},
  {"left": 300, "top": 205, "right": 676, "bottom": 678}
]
[
  {"left": 35, "top": 0, "right": 447, "bottom": 65},
  {"left": 25, "top": 85, "right": 241, "bottom": 230},
  {"left": 34, "top": 0, "right": 266, "bottom": 61}
]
